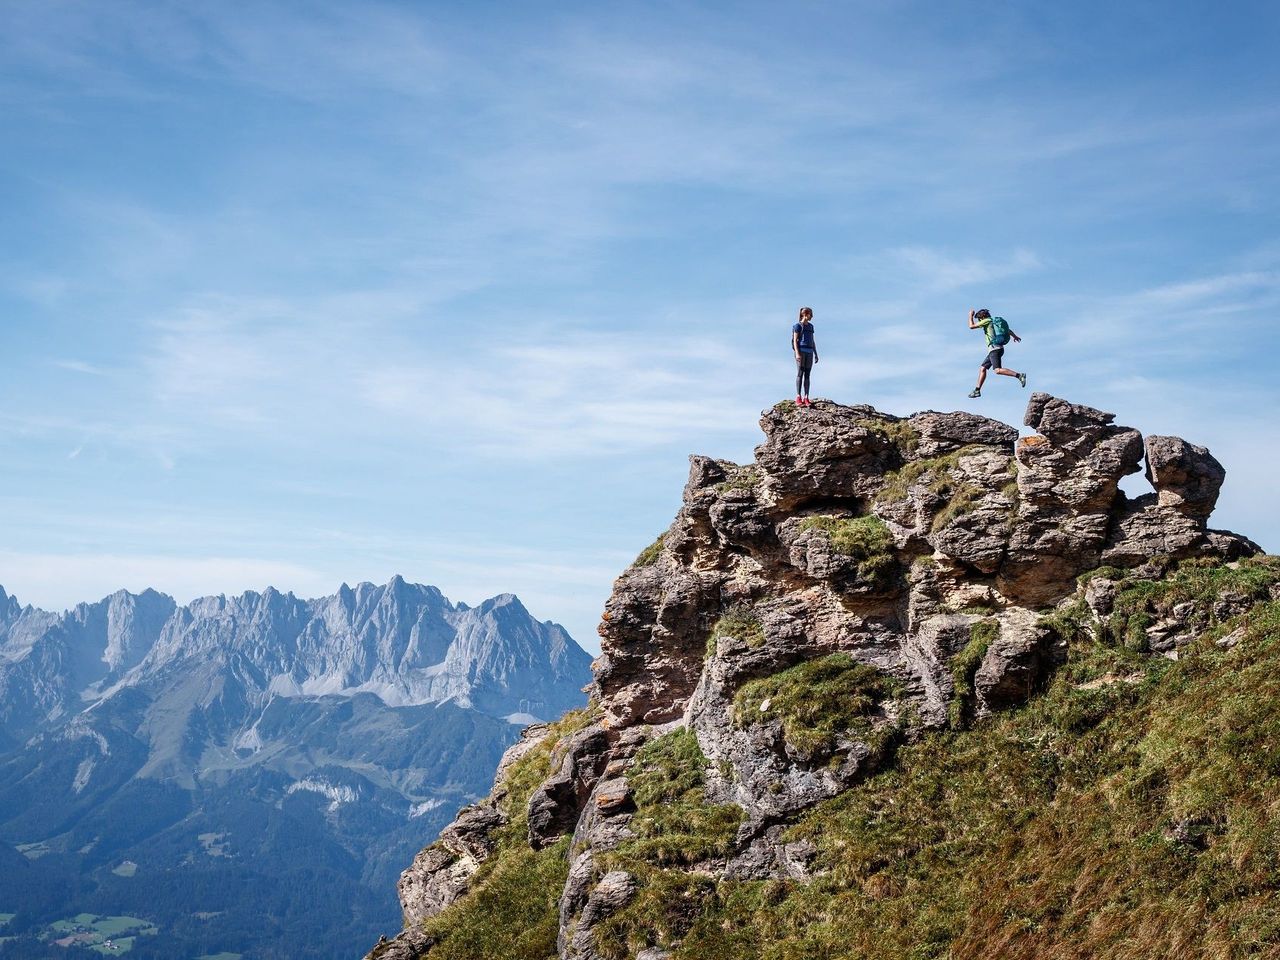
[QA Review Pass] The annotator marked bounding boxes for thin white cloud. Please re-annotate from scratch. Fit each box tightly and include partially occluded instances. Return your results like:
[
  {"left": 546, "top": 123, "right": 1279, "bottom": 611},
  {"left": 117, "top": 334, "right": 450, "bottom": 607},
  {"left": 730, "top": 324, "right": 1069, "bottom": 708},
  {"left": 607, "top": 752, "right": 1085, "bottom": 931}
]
[
  {"left": 52, "top": 359, "right": 107, "bottom": 375},
  {"left": 887, "top": 246, "right": 1043, "bottom": 291}
]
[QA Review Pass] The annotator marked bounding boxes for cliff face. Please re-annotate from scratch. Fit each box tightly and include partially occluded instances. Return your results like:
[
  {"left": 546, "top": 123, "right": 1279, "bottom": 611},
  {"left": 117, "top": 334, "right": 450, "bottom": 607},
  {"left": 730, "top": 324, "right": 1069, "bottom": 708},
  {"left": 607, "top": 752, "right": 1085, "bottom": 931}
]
[{"left": 369, "top": 394, "right": 1276, "bottom": 960}]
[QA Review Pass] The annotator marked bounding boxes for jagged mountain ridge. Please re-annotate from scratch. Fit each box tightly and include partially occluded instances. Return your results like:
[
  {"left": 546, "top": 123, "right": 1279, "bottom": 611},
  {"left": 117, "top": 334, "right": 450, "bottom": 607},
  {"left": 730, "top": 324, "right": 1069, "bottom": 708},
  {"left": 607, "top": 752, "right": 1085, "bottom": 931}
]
[
  {"left": 368, "top": 393, "right": 1275, "bottom": 960},
  {"left": 0, "top": 576, "right": 591, "bottom": 744}
]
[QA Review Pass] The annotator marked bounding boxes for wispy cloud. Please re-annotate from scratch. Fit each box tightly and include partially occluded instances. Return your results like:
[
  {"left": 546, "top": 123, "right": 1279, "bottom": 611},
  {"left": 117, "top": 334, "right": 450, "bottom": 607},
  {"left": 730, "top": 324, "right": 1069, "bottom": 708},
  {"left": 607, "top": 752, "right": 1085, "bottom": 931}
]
[
  {"left": 52, "top": 359, "right": 107, "bottom": 375},
  {"left": 886, "top": 247, "right": 1043, "bottom": 292}
]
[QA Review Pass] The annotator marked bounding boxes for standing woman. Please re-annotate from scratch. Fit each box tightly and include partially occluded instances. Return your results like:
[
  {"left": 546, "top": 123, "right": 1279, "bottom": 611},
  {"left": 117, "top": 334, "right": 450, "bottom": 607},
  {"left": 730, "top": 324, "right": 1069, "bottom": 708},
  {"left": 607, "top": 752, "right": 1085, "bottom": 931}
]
[{"left": 792, "top": 306, "right": 818, "bottom": 407}]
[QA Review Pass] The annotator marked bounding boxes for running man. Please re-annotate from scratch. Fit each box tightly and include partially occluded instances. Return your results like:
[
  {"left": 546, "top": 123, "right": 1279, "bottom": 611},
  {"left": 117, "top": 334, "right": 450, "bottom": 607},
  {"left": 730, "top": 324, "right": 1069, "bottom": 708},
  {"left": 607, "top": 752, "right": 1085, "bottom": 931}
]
[
  {"left": 792, "top": 306, "right": 818, "bottom": 407},
  {"left": 967, "top": 308, "right": 1027, "bottom": 398}
]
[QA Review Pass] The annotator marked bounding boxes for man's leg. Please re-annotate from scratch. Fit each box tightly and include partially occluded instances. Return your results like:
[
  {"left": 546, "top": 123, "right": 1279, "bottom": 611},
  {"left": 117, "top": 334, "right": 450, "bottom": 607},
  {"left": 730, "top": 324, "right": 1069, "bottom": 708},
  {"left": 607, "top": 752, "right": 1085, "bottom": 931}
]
[
  {"left": 995, "top": 366, "right": 1028, "bottom": 387},
  {"left": 971, "top": 348, "right": 998, "bottom": 397}
]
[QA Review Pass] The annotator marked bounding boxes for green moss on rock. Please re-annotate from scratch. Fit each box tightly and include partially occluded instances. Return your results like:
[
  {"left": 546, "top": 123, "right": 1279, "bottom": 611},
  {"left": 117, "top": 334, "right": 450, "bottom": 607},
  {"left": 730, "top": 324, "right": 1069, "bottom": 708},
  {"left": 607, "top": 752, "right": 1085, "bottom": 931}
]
[
  {"left": 800, "top": 514, "right": 896, "bottom": 582},
  {"left": 707, "top": 605, "right": 765, "bottom": 657},
  {"left": 948, "top": 620, "right": 997, "bottom": 729},
  {"left": 735, "top": 653, "right": 898, "bottom": 760},
  {"left": 632, "top": 533, "right": 666, "bottom": 568}
]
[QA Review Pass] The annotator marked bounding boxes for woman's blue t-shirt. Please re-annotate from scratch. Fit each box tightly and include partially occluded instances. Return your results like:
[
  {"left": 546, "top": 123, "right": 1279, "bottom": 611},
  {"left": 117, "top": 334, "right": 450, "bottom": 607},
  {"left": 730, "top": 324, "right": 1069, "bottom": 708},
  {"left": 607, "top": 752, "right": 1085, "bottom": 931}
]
[{"left": 793, "top": 321, "right": 815, "bottom": 353}]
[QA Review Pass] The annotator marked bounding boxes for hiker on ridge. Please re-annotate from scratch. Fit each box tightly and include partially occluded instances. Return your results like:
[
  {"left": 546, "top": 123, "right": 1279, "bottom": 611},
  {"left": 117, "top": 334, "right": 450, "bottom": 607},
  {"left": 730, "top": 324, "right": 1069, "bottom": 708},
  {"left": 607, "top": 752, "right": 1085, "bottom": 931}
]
[
  {"left": 967, "top": 308, "right": 1027, "bottom": 398},
  {"left": 792, "top": 306, "right": 818, "bottom": 407}
]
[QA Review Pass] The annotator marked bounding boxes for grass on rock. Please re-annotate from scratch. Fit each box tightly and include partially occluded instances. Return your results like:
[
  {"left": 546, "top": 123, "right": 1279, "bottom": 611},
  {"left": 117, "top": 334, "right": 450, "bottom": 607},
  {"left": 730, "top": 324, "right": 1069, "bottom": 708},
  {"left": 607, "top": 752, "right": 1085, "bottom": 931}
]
[
  {"left": 707, "top": 605, "right": 765, "bottom": 657},
  {"left": 594, "top": 728, "right": 743, "bottom": 959},
  {"left": 734, "top": 653, "right": 898, "bottom": 761},
  {"left": 416, "top": 558, "right": 1280, "bottom": 960},
  {"left": 855, "top": 417, "right": 920, "bottom": 456},
  {"left": 947, "top": 620, "right": 997, "bottom": 729},
  {"left": 800, "top": 515, "right": 896, "bottom": 582},
  {"left": 875, "top": 446, "right": 991, "bottom": 532},
  {"left": 633, "top": 533, "right": 666, "bottom": 568},
  {"left": 716, "top": 466, "right": 761, "bottom": 495}
]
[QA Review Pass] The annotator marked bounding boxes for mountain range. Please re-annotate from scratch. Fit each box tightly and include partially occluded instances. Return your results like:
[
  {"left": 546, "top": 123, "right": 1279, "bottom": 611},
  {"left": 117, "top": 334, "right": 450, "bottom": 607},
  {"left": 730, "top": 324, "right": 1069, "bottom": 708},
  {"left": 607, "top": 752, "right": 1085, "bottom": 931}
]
[{"left": 0, "top": 577, "right": 592, "bottom": 959}]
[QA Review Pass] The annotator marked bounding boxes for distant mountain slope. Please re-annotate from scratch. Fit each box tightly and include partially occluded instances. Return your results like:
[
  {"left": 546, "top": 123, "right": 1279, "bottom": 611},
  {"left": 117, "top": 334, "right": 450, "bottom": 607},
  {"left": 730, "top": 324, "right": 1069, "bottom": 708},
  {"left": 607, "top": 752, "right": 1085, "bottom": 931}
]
[{"left": 0, "top": 578, "right": 591, "bottom": 960}]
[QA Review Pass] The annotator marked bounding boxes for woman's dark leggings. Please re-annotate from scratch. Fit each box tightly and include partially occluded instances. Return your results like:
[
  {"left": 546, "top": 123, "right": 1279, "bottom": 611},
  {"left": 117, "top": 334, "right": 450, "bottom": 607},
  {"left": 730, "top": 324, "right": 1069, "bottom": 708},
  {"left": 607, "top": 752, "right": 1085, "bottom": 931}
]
[{"left": 796, "top": 352, "right": 813, "bottom": 396}]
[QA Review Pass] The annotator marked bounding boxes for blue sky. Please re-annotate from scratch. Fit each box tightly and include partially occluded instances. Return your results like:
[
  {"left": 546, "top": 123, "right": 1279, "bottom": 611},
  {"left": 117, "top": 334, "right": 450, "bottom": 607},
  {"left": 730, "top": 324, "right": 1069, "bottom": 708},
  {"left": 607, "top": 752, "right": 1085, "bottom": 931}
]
[{"left": 1, "top": 1, "right": 1277, "bottom": 652}]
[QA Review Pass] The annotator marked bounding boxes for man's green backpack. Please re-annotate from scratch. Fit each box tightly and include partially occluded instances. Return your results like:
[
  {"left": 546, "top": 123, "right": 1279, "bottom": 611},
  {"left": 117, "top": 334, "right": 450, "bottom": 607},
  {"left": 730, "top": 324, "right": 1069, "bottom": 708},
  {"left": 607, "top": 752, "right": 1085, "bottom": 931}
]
[{"left": 989, "top": 316, "right": 1011, "bottom": 346}]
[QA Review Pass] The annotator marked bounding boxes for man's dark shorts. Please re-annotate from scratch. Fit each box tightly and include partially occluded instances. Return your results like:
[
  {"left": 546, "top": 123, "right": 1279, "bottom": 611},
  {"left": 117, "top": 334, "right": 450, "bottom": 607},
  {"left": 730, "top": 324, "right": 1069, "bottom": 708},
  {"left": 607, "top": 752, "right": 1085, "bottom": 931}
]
[{"left": 981, "top": 347, "right": 1005, "bottom": 370}]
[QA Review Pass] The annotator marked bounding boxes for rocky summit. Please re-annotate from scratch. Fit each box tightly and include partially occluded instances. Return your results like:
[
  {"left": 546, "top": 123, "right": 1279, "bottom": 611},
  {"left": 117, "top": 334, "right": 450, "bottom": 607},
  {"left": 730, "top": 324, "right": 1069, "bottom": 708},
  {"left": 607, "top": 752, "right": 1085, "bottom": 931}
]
[{"left": 367, "top": 394, "right": 1279, "bottom": 960}]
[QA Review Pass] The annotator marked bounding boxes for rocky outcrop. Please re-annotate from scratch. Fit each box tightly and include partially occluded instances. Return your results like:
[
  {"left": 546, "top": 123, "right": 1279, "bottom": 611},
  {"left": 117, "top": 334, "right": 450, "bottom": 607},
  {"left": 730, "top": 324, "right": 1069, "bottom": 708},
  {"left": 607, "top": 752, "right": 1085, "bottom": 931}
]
[
  {"left": 1144, "top": 435, "right": 1225, "bottom": 519},
  {"left": 528, "top": 723, "right": 614, "bottom": 848},
  {"left": 373, "top": 394, "right": 1259, "bottom": 959}
]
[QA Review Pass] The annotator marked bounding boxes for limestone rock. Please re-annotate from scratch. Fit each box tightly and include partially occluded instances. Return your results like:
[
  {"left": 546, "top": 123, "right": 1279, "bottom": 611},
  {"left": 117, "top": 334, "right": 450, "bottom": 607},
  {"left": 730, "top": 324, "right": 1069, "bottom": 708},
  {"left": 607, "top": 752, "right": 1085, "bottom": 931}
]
[
  {"left": 909, "top": 409, "right": 1019, "bottom": 458},
  {"left": 528, "top": 724, "right": 613, "bottom": 848},
  {"left": 1000, "top": 395, "right": 1145, "bottom": 602},
  {"left": 754, "top": 400, "right": 901, "bottom": 508},
  {"left": 1145, "top": 435, "right": 1226, "bottom": 520},
  {"left": 974, "top": 610, "right": 1056, "bottom": 714},
  {"left": 565, "top": 871, "right": 637, "bottom": 959}
]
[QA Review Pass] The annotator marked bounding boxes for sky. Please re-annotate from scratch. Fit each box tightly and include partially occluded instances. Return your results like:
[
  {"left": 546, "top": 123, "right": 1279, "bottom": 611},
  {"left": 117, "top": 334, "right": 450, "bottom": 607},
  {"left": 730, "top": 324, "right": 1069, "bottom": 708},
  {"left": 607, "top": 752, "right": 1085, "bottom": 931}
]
[{"left": 1, "top": 0, "right": 1278, "bottom": 653}]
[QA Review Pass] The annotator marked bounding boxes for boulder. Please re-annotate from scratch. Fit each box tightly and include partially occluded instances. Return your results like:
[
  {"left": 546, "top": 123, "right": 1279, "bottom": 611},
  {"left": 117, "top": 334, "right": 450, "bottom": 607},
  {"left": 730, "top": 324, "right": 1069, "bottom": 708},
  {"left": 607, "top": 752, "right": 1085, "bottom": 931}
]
[
  {"left": 909, "top": 409, "right": 1019, "bottom": 457},
  {"left": 1145, "top": 435, "right": 1226, "bottom": 520}
]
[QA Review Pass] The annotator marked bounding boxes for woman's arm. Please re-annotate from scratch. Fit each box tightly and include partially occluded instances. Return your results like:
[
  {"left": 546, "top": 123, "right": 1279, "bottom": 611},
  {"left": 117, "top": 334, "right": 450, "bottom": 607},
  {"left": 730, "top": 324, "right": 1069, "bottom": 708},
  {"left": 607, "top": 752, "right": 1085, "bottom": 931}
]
[{"left": 792, "top": 330, "right": 800, "bottom": 359}]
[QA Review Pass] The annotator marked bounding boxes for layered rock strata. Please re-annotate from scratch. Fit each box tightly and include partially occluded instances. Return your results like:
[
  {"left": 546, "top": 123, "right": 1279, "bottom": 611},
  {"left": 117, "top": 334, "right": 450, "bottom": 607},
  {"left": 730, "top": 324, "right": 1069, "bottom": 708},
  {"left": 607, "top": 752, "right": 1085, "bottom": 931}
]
[{"left": 368, "top": 394, "right": 1258, "bottom": 960}]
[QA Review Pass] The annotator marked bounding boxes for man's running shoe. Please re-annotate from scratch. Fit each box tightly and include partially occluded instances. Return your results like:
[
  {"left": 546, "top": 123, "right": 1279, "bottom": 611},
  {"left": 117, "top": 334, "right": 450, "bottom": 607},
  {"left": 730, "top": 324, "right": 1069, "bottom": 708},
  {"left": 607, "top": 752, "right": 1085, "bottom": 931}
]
[
  {"left": 1018, "top": 373, "right": 1028, "bottom": 388},
  {"left": 968, "top": 388, "right": 981, "bottom": 398}
]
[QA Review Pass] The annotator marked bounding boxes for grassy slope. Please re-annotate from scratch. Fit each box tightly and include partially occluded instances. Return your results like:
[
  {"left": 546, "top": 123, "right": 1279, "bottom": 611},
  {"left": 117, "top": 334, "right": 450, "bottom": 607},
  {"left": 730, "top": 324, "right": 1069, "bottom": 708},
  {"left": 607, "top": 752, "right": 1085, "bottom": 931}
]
[
  {"left": 417, "top": 558, "right": 1280, "bottom": 960},
  {"left": 658, "top": 558, "right": 1280, "bottom": 960}
]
